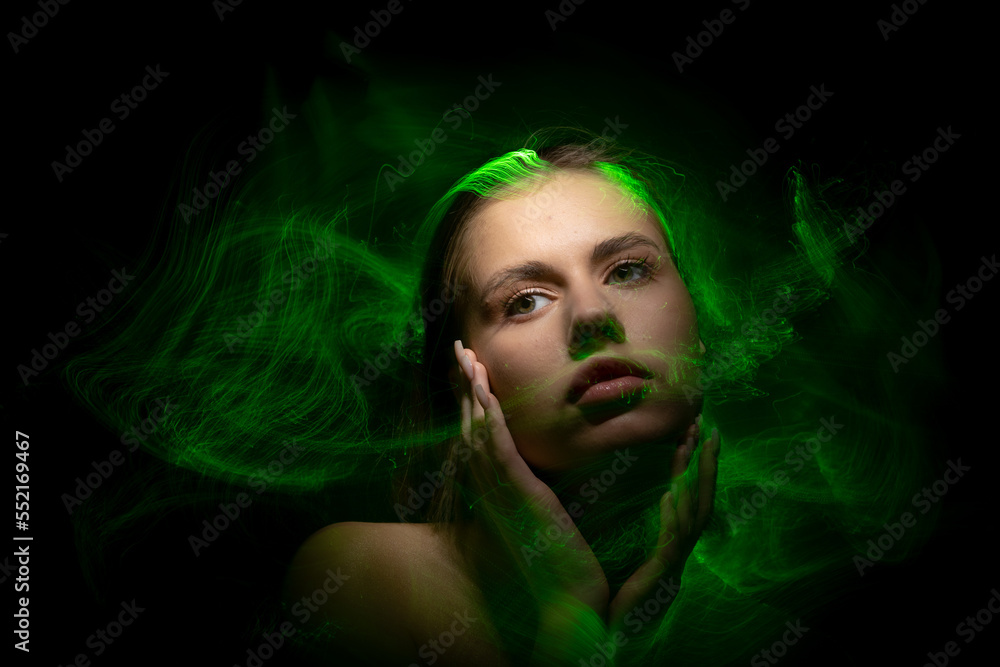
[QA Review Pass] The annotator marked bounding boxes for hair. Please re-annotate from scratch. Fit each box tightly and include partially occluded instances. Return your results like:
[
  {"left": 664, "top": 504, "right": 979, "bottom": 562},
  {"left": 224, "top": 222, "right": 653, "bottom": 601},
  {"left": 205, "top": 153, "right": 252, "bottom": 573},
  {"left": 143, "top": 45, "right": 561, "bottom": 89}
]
[{"left": 62, "top": 113, "right": 945, "bottom": 664}]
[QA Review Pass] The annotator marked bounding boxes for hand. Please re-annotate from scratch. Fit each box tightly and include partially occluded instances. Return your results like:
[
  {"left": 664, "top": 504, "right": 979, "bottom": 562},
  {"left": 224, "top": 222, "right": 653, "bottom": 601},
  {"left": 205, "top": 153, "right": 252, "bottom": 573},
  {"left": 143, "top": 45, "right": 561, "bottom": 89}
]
[
  {"left": 606, "top": 416, "right": 720, "bottom": 636},
  {"left": 453, "top": 340, "right": 610, "bottom": 616}
]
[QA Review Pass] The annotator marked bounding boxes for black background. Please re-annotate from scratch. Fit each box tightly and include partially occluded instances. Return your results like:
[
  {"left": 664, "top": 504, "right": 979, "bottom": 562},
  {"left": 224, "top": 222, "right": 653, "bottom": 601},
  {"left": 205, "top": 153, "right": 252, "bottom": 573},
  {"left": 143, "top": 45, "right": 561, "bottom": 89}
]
[{"left": 6, "top": 0, "right": 995, "bottom": 665}]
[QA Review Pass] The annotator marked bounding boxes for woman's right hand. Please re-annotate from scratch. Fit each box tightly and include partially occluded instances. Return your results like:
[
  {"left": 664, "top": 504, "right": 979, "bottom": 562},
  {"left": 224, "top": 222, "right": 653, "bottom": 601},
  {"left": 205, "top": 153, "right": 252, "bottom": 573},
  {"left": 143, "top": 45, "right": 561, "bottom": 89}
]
[{"left": 453, "top": 340, "right": 610, "bottom": 618}]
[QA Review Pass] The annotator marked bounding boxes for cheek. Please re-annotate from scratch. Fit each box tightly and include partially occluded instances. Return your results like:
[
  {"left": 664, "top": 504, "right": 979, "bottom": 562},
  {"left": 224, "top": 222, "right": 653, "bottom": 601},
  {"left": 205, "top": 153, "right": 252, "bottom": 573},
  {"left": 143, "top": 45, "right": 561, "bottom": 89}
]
[
  {"left": 480, "top": 338, "right": 556, "bottom": 401},
  {"left": 629, "top": 284, "right": 698, "bottom": 347}
]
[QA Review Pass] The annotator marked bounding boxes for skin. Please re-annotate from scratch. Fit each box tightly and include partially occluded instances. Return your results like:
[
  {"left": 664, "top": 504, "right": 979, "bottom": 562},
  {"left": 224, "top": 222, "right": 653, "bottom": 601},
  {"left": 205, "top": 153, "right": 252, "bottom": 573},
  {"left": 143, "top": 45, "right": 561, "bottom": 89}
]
[
  {"left": 453, "top": 342, "right": 718, "bottom": 661},
  {"left": 446, "top": 169, "right": 719, "bottom": 661},
  {"left": 283, "top": 168, "right": 720, "bottom": 665},
  {"left": 450, "top": 169, "right": 705, "bottom": 471}
]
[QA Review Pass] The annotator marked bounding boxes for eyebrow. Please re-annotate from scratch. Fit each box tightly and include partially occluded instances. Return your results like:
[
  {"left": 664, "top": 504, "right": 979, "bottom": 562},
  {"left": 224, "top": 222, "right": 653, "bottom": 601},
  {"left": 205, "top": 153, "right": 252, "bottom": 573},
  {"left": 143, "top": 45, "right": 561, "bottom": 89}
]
[{"left": 480, "top": 232, "right": 664, "bottom": 302}]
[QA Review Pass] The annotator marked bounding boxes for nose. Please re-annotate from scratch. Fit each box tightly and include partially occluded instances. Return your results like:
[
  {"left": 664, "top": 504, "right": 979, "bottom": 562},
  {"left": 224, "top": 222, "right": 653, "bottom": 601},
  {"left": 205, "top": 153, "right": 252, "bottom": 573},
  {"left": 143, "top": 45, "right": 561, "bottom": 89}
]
[{"left": 568, "top": 289, "right": 626, "bottom": 360}]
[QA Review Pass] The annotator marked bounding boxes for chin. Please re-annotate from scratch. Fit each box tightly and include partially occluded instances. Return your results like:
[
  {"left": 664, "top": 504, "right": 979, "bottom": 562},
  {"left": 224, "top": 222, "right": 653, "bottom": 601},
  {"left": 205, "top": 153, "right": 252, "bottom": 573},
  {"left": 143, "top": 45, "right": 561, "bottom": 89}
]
[{"left": 510, "top": 401, "right": 693, "bottom": 472}]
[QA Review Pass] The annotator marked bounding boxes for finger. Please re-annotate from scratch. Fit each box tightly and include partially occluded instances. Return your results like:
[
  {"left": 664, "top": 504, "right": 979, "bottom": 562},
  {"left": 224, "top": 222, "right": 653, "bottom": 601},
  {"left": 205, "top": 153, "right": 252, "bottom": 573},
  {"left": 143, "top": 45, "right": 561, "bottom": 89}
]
[
  {"left": 462, "top": 355, "right": 490, "bottom": 463},
  {"left": 629, "top": 489, "right": 683, "bottom": 584},
  {"left": 475, "top": 383, "right": 571, "bottom": 523},
  {"left": 470, "top": 380, "right": 510, "bottom": 489},
  {"left": 454, "top": 340, "right": 474, "bottom": 383},
  {"left": 474, "top": 384, "right": 525, "bottom": 477},
  {"left": 671, "top": 425, "right": 695, "bottom": 480},
  {"left": 658, "top": 490, "right": 682, "bottom": 569},
  {"left": 689, "top": 417, "right": 702, "bottom": 507},
  {"left": 669, "top": 425, "right": 695, "bottom": 540},
  {"left": 454, "top": 341, "right": 474, "bottom": 408},
  {"left": 470, "top": 360, "right": 488, "bottom": 425},
  {"left": 607, "top": 491, "right": 681, "bottom": 632},
  {"left": 454, "top": 341, "right": 474, "bottom": 449},
  {"left": 466, "top": 361, "right": 587, "bottom": 551},
  {"left": 695, "top": 428, "right": 720, "bottom": 534},
  {"left": 461, "top": 389, "right": 473, "bottom": 449},
  {"left": 676, "top": 468, "right": 693, "bottom": 541}
]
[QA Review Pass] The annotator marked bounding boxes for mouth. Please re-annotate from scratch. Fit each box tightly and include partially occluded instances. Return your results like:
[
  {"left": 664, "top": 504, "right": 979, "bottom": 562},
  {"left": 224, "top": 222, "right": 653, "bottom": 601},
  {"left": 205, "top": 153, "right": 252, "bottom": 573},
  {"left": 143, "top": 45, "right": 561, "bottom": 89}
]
[{"left": 568, "top": 357, "right": 654, "bottom": 407}]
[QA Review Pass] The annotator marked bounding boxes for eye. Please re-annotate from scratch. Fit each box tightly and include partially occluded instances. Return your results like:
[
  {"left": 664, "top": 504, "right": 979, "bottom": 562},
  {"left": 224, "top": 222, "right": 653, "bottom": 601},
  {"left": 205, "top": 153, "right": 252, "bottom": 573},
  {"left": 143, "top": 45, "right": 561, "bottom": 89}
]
[
  {"left": 608, "top": 258, "right": 652, "bottom": 285},
  {"left": 505, "top": 291, "right": 553, "bottom": 317},
  {"left": 501, "top": 258, "right": 657, "bottom": 318}
]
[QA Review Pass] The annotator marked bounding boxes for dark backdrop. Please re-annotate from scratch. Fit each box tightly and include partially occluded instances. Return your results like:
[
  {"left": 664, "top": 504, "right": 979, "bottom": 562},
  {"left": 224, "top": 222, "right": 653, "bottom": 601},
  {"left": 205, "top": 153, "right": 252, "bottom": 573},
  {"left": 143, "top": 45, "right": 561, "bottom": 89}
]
[{"left": 7, "top": 1, "right": 993, "bottom": 665}]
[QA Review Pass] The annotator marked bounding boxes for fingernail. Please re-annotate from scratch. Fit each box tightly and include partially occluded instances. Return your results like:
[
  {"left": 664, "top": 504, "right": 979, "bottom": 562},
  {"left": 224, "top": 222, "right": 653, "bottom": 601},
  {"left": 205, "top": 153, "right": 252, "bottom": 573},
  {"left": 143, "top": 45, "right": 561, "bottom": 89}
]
[
  {"left": 474, "top": 384, "right": 488, "bottom": 407},
  {"left": 460, "top": 353, "right": 474, "bottom": 381}
]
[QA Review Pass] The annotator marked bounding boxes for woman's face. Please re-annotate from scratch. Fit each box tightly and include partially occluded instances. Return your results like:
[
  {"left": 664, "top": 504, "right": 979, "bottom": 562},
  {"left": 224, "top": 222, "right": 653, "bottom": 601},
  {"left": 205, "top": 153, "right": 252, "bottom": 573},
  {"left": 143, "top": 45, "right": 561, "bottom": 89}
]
[{"left": 454, "top": 169, "right": 703, "bottom": 471}]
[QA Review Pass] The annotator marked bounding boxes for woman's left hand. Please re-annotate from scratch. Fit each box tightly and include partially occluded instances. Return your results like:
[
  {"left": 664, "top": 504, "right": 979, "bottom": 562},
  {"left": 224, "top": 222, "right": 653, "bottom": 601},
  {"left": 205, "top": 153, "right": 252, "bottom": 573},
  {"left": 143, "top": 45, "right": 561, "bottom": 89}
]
[{"left": 606, "top": 419, "right": 720, "bottom": 636}]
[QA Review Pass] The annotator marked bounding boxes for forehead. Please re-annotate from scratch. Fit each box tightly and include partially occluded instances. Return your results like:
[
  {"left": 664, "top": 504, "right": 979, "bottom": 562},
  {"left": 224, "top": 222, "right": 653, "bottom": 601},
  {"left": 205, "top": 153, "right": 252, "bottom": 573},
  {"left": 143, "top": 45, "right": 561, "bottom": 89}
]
[{"left": 463, "top": 170, "right": 665, "bottom": 282}]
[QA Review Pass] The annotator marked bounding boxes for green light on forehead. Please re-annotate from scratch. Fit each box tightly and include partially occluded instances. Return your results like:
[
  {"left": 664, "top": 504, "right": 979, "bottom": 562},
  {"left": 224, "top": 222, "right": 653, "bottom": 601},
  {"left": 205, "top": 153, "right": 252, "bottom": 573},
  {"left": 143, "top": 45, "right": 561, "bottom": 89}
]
[
  {"left": 436, "top": 148, "right": 676, "bottom": 254},
  {"left": 594, "top": 160, "right": 678, "bottom": 256},
  {"left": 445, "top": 149, "right": 550, "bottom": 198}
]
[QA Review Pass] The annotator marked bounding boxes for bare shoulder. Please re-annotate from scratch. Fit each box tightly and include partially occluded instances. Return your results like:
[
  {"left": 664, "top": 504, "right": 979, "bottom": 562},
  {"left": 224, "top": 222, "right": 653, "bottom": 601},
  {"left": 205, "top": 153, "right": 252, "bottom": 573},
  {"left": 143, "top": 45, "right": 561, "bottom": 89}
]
[
  {"left": 282, "top": 521, "right": 506, "bottom": 666},
  {"left": 281, "top": 522, "right": 425, "bottom": 664}
]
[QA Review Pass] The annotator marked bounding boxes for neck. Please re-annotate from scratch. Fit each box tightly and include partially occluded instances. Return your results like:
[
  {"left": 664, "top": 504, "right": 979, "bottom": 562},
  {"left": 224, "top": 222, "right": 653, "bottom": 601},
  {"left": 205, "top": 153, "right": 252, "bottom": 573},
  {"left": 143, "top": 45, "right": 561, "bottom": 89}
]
[
  {"left": 451, "top": 434, "right": 681, "bottom": 599},
  {"left": 533, "top": 438, "right": 676, "bottom": 593}
]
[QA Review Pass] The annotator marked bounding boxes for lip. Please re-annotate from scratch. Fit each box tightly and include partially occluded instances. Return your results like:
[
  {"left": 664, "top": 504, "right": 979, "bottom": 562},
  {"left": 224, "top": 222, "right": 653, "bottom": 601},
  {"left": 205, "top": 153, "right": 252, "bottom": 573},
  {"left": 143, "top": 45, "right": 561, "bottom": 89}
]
[{"left": 568, "top": 356, "right": 654, "bottom": 405}]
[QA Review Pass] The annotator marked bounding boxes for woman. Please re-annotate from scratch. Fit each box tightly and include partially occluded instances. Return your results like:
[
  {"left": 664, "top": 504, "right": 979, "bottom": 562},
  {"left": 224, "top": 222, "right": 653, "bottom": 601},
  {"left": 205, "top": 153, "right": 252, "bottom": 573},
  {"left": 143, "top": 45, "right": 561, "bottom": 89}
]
[
  {"left": 64, "top": 122, "right": 938, "bottom": 666},
  {"left": 282, "top": 148, "right": 722, "bottom": 665}
]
